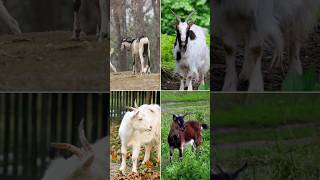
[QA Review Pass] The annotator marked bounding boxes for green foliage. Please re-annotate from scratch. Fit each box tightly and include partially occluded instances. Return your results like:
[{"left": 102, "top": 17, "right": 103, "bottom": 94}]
[
  {"left": 198, "top": 84, "right": 209, "bottom": 90},
  {"left": 161, "top": 34, "right": 176, "bottom": 72},
  {"left": 161, "top": 92, "right": 210, "bottom": 180},
  {"left": 161, "top": 0, "right": 210, "bottom": 35},
  {"left": 161, "top": 34, "right": 210, "bottom": 72},
  {"left": 282, "top": 65, "right": 320, "bottom": 91}
]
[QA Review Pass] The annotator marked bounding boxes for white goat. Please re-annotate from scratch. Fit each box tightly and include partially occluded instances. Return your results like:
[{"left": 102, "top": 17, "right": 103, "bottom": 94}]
[
  {"left": 0, "top": 0, "right": 21, "bottom": 34},
  {"left": 214, "top": 0, "right": 320, "bottom": 91},
  {"left": 119, "top": 102, "right": 160, "bottom": 174},
  {"left": 120, "top": 36, "right": 151, "bottom": 74},
  {"left": 42, "top": 120, "right": 106, "bottom": 180},
  {"left": 72, "top": 0, "right": 107, "bottom": 41},
  {"left": 172, "top": 10, "right": 210, "bottom": 91}
]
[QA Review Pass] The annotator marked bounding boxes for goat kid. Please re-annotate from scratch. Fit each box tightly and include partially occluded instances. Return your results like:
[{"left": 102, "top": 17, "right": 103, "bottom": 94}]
[
  {"left": 42, "top": 120, "right": 106, "bottom": 180},
  {"left": 214, "top": 0, "right": 320, "bottom": 91},
  {"left": 121, "top": 36, "right": 151, "bottom": 74},
  {"left": 168, "top": 113, "right": 208, "bottom": 162},
  {"left": 0, "top": 0, "right": 21, "bottom": 34},
  {"left": 72, "top": 0, "right": 107, "bottom": 41},
  {"left": 211, "top": 163, "right": 248, "bottom": 180},
  {"left": 119, "top": 102, "right": 160, "bottom": 174},
  {"left": 172, "top": 10, "right": 210, "bottom": 91}
]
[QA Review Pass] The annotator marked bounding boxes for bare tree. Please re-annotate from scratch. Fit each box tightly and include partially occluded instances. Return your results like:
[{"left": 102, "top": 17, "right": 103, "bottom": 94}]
[{"left": 0, "top": 0, "right": 21, "bottom": 34}]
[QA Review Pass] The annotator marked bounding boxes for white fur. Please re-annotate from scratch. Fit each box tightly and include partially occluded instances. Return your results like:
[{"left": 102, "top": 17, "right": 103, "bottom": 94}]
[
  {"left": 121, "top": 37, "right": 151, "bottom": 74},
  {"left": 174, "top": 23, "right": 210, "bottom": 91},
  {"left": 214, "top": 0, "right": 320, "bottom": 91},
  {"left": 119, "top": 104, "right": 160, "bottom": 174},
  {"left": 42, "top": 137, "right": 107, "bottom": 180}
]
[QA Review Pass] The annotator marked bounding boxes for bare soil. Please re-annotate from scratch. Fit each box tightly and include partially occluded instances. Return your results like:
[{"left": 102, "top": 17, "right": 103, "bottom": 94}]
[
  {"left": 111, "top": 71, "right": 160, "bottom": 90},
  {"left": 0, "top": 31, "right": 108, "bottom": 91}
]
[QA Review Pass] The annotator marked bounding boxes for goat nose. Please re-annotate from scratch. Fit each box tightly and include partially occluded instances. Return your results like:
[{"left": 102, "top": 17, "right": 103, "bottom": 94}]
[{"left": 149, "top": 126, "right": 152, "bottom": 129}]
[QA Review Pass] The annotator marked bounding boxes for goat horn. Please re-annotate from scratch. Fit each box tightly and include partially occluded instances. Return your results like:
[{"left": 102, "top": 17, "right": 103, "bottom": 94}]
[
  {"left": 170, "top": 9, "right": 181, "bottom": 22},
  {"left": 185, "top": 10, "right": 196, "bottom": 23},
  {"left": 183, "top": 112, "right": 190, "bottom": 117},
  {"left": 79, "top": 119, "right": 92, "bottom": 152},
  {"left": 134, "top": 100, "right": 138, "bottom": 108},
  {"left": 126, "top": 106, "right": 137, "bottom": 111},
  {"left": 51, "top": 143, "right": 83, "bottom": 159}
]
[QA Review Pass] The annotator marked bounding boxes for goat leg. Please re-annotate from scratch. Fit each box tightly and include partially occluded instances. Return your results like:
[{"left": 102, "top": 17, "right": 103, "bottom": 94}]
[
  {"left": 142, "top": 144, "right": 152, "bottom": 164},
  {"left": 139, "top": 48, "right": 145, "bottom": 74},
  {"left": 248, "top": 46, "right": 264, "bottom": 91},
  {"left": 222, "top": 38, "right": 237, "bottom": 91},
  {"left": 119, "top": 144, "right": 127, "bottom": 174},
  {"left": 169, "top": 146, "right": 174, "bottom": 162},
  {"left": 288, "top": 39, "right": 302, "bottom": 75},
  {"left": 72, "top": 0, "right": 81, "bottom": 40},
  {"left": 179, "top": 79, "right": 185, "bottom": 91},
  {"left": 179, "top": 147, "right": 183, "bottom": 161},
  {"left": 131, "top": 144, "right": 141, "bottom": 173}
]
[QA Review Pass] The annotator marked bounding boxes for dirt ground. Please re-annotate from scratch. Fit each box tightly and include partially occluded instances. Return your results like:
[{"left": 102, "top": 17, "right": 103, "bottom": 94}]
[
  {"left": 111, "top": 71, "right": 160, "bottom": 90},
  {"left": 0, "top": 31, "right": 108, "bottom": 91}
]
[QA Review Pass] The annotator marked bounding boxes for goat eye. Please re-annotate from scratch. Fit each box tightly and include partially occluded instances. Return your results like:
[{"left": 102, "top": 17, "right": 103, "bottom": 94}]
[{"left": 139, "top": 118, "right": 143, "bottom": 121}]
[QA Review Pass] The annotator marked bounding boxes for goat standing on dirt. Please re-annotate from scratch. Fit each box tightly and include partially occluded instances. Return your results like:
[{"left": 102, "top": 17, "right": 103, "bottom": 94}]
[
  {"left": 168, "top": 113, "right": 208, "bottom": 162},
  {"left": 119, "top": 102, "right": 160, "bottom": 174},
  {"left": 213, "top": 0, "right": 320, "bottom": 91},
  {"left": 211, "top": 163, "right": 248, "bottom": 180},
  {"left": 0, "top": 0, "right": 21, "bottom": 34},
  {"left": 42, "top": 120, "right": 107, "bottom": 180},
  {"left": 172, "top": 10, "right": 210, "bottom": 91},
  {"left": 120, "top": 36, "right": 151, "bottom": 74},
  {"left": 72, "top": 0, "right": 107, "bottom": 41}
]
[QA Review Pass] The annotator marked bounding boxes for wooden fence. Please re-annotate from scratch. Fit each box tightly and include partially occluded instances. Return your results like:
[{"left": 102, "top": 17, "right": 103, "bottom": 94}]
[
  {"left": 110, "top": 91, "right": 160, "bottom": 122},
  {"left": 0, "top": 93, "right": 108, "bottom": 180}
]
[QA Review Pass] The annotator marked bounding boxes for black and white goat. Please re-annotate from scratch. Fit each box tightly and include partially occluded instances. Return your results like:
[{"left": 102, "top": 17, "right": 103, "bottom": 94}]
[
  {"left": 213, "top": 0, "right": 320, "bottom": 91},
  {"left": 172, "top": 10, "right": 210, "bottom": 91},
  {"left": 0, "top": 0, "right": 21, "bottom": 34},
  {"left": 120, "top": 36, "right": 151, "bottom": 74},
  {"left": 72, "top": 0, "right": 107, "bottom": 41}
]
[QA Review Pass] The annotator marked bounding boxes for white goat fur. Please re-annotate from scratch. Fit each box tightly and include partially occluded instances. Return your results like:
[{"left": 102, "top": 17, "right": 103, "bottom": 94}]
[
  {"left": 174, "top": 23, "right": 210, "bottom": 91},
  {"left": 0, "top": 0, "right": 21, "bottom": 34},
  {"left": 110, "top": 48, "right": 117, "bottom": 72},
  {"left": 214, "top": 0, "right": 320, "bottom": 91},
  {"left": 121, "top": 37, "right": 151, "bottom": 74},
  {"left": 119, "top": 104, "right": 160, "bottom": 174}
]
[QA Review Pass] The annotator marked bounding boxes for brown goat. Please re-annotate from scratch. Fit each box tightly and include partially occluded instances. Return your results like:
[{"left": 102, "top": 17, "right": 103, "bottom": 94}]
[{"left": 168, "top": 114, "right": 208, "bottom": 162}]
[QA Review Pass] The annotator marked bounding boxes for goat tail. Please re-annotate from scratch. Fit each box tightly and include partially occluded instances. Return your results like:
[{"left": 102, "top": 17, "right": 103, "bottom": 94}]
[{"left": 201, "top": 123, "right": 208, "bottom": 130}]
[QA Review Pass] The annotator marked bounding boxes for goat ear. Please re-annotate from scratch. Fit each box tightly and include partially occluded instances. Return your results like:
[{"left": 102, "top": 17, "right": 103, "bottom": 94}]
[
  {"left": 189, "top": 30, "right": 196, "bottom": 40},
  {"left": 172, "top": 114, "right": 178, "bottom": 120}
]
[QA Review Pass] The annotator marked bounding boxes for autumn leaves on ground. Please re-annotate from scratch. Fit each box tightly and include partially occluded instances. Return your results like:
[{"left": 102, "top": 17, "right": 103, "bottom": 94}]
[{"left": 110, "top": 122, "right": 160, "bottom": 180}]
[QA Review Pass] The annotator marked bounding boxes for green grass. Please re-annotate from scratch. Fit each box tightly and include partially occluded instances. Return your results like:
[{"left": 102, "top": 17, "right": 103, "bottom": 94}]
[
  {"left": 213, "top": 94, "right": 320, "bottom": 179},
  {"left": 161, "top": 92, "right": 210, "bottom": 180},
  {"left": 161, "top": 91, "right": 209, "bottom": 103},
  {"left": 161, "top": 34, "right": 210, "bottom": 72}
]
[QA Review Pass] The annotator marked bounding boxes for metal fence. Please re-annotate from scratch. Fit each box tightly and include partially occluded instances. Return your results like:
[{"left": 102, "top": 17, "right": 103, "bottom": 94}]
[
  {"left": 110, "top": 91, "right": 160, "bottom": 122},
  {"left": 0, "top": 93, "right": 108, "bottom": 180}
]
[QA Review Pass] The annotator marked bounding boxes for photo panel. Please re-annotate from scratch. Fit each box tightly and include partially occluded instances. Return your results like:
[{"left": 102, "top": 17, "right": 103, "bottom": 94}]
[
  {"left": 110, "top": 0, "right": 160, "bottom": 91},
  {"left": 161, "top": 91, "right": 210, "bottom": 179},
  {"left": 0, "top": 93, "right": 108, "bottom": 179},
  {"left": 161, "top": 0, "right": 210, "bottom": 91},
  {"left": 0, "top": 1, "right": 109, "bottom": 91},
  {"left": 211, "top": 1, "right": 320, "bottom": 91},
  {"left": 211, "top": 93, "right": 320, "bottom": 179},
  {"left": 110, "top": 91, "right": 160, "bottom": 179}
]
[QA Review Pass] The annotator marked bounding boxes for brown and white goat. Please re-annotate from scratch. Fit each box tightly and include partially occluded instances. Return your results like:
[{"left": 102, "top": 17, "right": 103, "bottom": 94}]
[
  {"left": 168, "top": 113, "right": 208, "bottom": 162},
  {"left": 72, "top": 0, "right": 107, "bottom": 41}
]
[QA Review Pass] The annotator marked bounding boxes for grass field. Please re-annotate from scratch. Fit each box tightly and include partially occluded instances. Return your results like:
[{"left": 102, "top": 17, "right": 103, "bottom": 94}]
[
  {"left": 161, "top": 92, "right": 210, "bottom": 180},
  {"left": 212, "top": 93, "right": 320, "bottom": 179}
]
